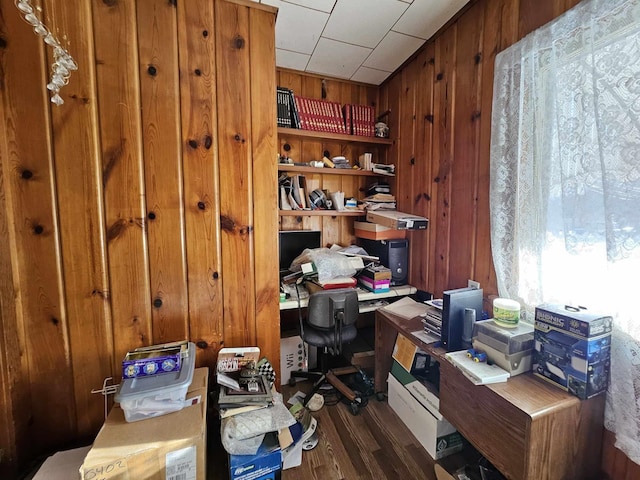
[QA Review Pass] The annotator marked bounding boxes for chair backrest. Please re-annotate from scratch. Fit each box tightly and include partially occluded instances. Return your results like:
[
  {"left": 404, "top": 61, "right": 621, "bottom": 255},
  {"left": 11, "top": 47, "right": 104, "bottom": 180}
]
[{"left": 306, "top": 288, "right": 359, "bottom": 330}]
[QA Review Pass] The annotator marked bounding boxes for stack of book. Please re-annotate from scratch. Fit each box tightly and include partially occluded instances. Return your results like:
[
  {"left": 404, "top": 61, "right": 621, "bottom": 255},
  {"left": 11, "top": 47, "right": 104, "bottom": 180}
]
[
  {"left": 217, "top": 371, "right": 274, "bottom": 414},
  {"left": 358, "top": 265, "right": 391, "bottom": 293},
  {"left": 343, "top": 104, "right": 375, "bottom": 136},
  {"left": 293, "top": 95, "right": 346, "bottom": 133},
  {"left": 371, "top": 163, "right": 395, "bottom": 176},
  {"left": 361, "top": 193, "right": 396, "bottom": 211},
  {"left": 331, "top": 156, "right": 350, "bottom": 169},
  {"left": 306, "top": 276, "right": 357, "bottom": 293},
  {"left": 358, "top": 152, "right": 373, "bottom": 170},
  {"left": 421, "top": 301, "right": 443, "bottom": 338},
  {"left": 216, "top": 347, "right": 275, "bottom": 418},
  {"left": 276, "top": 92, "right": 377, "bottom": 137},
  {"left": 444, "top": 350, "right": 510, "bottom": 385},
  {"left": 276, "top": 87, "right": 300, "bottom": 129}
]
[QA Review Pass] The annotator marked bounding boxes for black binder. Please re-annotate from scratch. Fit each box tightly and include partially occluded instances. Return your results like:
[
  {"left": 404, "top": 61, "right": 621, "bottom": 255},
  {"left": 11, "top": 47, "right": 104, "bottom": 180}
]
[{"left": 441, "top": 287, "right": 483, "bottom": 351}]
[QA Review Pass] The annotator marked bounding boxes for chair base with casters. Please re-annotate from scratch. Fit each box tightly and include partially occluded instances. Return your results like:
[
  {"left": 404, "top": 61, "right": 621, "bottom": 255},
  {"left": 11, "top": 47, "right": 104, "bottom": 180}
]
[
  {"left": 290, "top": 352, "right": 364, "bottom": 416},
  {"left": 290, "top": 287, "right": 365, "bottom": 416}
]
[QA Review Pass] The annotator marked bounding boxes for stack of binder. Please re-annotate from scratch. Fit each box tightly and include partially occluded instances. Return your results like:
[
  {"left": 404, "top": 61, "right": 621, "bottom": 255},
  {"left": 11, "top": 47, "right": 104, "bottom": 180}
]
[{"left": 276, "top": 86, "right": 300, "bottom": 128}]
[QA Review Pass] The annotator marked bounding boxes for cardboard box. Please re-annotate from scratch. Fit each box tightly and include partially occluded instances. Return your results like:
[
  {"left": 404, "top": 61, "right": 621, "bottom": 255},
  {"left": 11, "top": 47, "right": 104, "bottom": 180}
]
[
  {"left": 388, "top": 374, "right": 463, "bottom": 459},
  {"left": 365, "top": 210, "right": 428, "bottom": 230},
  {"left": 533, "top": 304, "right": 612, "bottom": 399},
  {"left": 80, "top": 367, "right": 209, "bottom": 480},
  {"left": 354, "top": 221, "right": 406, "bottom": 240},
  {"left": 390, "top": 360, "right": 441, "bottom": 420},
  {"left": 32, "top": 446, "right": 91, "bottom": 480},
  {"left": 280, "top": 333, "right": 316, "bottom": 385},
  {"left": 229, "top": 433, "right": 282, "bottom": 480}
]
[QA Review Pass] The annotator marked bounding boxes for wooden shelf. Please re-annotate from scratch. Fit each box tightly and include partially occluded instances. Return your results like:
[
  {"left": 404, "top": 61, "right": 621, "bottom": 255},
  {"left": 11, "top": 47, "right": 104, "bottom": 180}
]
[
  {"left": 277, "top": 164, "right": 392, "bottom": 177},
  {"left": 279, "top": 209, "right": 365, "bottom": 217},
  {"left": 278, "top": 127, "right": 393, "bottom": 145}
]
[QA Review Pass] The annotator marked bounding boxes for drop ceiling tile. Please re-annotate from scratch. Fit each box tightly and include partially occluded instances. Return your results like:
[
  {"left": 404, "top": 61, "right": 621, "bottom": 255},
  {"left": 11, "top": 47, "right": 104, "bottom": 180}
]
[
  {"left": 307, "top": 38, "right": 372, "bottom": 80},
  {"left": 322, "top": 0, "right": 409, "bottom": 48},
  {"left": 363, "top": 30, "right": 424, "bottom": 73},
  {"left": 274, "top": 3, "right": 330, "bottom": 55},
  {"left": 276, "top": 49, "right": 310, "bottom": 72},
  {"left": 350, "top": 66, "right": 391, "bottom": 85},
  {"left": 393, "top": 0, "right": 469, "bottom": 39},
  {"left": 283, "top": 0, "right": 337, "bottom": 12}
]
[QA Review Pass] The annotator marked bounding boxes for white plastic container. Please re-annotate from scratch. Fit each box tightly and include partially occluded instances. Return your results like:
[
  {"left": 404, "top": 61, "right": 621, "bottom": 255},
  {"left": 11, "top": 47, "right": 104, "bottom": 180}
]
[
  {"left": 115, "top": 341, "right": 196, "bottom": 422},
  {"left": 493, "top": 298, "right": 521, "bottom": 328}
]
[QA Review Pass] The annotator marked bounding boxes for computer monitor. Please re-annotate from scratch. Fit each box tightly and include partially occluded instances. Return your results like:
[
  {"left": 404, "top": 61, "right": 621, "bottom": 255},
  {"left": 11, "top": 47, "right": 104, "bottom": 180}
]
[{"left": 278, "top": 230, "right": 321, "bottom": 274}]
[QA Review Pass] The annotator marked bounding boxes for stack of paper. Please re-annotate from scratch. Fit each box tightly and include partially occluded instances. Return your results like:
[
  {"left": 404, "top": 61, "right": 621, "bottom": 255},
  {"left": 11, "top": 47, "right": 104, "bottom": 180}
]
[{"left": 445, "top": 350, "right": 510, "bottom": 385}]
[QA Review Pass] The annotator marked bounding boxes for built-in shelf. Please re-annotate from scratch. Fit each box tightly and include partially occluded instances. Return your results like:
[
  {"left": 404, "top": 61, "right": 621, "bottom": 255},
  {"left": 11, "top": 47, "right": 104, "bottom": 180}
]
[
  {"left": 279, "top": 209, "right": 365, "bottom": 217},
  {"left": 277, "top": 127, "right": 393, "bottom": 145},
  {"left": 277, "top": 164, "right": 392, "bottom": 177}
]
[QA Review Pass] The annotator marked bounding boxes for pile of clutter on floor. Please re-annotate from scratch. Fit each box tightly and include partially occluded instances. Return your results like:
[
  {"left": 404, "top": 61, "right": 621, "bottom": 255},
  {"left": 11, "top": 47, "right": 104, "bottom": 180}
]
[{"left": 216, "top": 347, "right": 323, "bottom": 479}]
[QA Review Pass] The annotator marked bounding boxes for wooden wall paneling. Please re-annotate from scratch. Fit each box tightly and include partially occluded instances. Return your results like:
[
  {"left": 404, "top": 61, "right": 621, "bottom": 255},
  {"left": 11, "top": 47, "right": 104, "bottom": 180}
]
[
  {"left": 448, "top": 2, "right": 484, "bottom": 289},
  {"left": 396, "top": 61, "right": 417, "bottom": 214},
  {"left": 249, "top": 5, "right": 279, "bottom": 376},
  {"left": 395, "top": 61, "right": 421, "bottom": 285},
  {"left": 408, "top": 46, "right": 435, "bottom": 290},
  {"left": 431, "top": 25, "right": 457, "bottom": 296},
  {"left": 44, "top": 0, "right": 110, "bottom": 452},
  {"left": 0, "top": 7, "right": 25, "bottom": 470},
  {"left": 177, "top": 0, "right": 223, "bottom": 367},
  {"left": 518, "top": 0, "right": 580, "bottom": 39},
  {"left": 137, "top": 0, "right": 189, "bottom": 344},
  {"left": 93, "top": 0, "right": 150, "bottom": 380},
  {"left": 0, "top": 180, "right": 18, "bottom": 478},
  {"left": 475, "top": 0, "right": 518, "bottom": 303},
  {"left": 381, "top": 72, "right": 401, "bottom": 213},
  {"left": 216, "top": 0, "right": 256, "bottom": 346},
  {"left": 0, "top": 0, "right": 61, "bottom": 464}
]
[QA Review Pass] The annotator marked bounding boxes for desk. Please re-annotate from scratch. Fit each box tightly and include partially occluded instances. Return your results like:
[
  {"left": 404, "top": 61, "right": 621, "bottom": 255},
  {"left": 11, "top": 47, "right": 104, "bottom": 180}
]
[
  {"left": 375, "top": 309, "right": 605, "bottom": 480},
  {"left": 279, "top": 284, "right": 416, "bottom": 312}
]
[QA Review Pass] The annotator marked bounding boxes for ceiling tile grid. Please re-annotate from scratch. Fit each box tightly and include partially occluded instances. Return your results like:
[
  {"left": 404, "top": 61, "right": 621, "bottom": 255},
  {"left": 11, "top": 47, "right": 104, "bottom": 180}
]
[{"left": 257, "top": 0, "right": 469, "bottom": 85}]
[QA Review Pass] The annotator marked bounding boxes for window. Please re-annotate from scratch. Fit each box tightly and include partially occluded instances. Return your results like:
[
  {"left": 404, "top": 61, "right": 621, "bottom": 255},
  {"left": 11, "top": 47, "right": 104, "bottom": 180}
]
[{"left": 490, "top": 0, "right": 640, "bottom": 463}]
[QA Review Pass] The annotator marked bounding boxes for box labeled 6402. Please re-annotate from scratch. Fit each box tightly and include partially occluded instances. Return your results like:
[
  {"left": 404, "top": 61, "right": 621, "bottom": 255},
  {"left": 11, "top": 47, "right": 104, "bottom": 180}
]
[{"left": 533, "top": 304, "right": 612, "bottom": 399}]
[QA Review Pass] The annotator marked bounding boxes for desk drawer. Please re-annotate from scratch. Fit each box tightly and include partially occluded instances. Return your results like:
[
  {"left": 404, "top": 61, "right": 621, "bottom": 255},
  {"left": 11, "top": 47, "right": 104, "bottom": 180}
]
[{"left": 439, "top": 360, "right": 527, "bottom": 479}]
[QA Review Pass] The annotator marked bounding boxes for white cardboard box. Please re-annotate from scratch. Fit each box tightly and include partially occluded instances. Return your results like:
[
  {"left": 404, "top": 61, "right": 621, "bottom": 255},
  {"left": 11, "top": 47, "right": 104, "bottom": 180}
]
[
  {"left": 80, "top": 367, "right": 208, "bottom": 480},
  {"left": 387, "top": 374, "right": 463, "bottom": 460},
  {"left": 366, "top": 210, "right": 428, "bottom": 230},
  {"left": 280, "top": 333, "right": 317, "bottom": 385}
]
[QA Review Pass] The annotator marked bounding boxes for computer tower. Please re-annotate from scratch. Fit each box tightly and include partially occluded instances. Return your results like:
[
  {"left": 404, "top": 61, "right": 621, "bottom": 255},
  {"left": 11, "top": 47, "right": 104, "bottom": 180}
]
[
  {"left": 358, "top": 238, "right": 408, "bottom": 286},
  {"left": 441, "top": 287, "right": 483, "bottom": 351}
]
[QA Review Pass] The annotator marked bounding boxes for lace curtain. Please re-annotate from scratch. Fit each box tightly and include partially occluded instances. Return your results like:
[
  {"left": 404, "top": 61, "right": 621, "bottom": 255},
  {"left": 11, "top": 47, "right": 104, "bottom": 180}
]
[{"left": 490, "top": 0, "right": 640, "bottom": 464}]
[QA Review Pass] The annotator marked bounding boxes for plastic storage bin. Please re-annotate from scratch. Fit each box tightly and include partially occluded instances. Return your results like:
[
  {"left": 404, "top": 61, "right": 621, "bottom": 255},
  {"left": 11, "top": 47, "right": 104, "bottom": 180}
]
[{"left": 115, "top": 341, "right": 196, "bottom": 422}]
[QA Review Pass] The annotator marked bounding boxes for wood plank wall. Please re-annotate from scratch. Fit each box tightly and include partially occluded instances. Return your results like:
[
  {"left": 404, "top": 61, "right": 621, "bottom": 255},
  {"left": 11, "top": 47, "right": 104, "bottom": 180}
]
[
  {"left": 380, "top": 0, "right": 640, "bottom": 478},
  {"left": 0, "top": 0, "right": 278, "bottom": 476}
]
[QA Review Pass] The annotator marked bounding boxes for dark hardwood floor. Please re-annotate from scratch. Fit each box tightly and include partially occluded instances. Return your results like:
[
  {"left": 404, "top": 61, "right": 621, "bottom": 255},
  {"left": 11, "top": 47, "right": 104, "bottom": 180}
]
[{"left": 207, "top": 379, "right": 479, "bottom": 480}]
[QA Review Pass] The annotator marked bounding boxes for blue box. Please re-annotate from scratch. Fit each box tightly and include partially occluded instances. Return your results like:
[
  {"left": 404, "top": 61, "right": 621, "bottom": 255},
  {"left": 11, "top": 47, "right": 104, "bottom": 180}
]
[
  {"left": 533, "top": 304, "right": 612, "bottom": 399},
  {"left": 229, "top": 435, "right": 282, "bottom": 480}
]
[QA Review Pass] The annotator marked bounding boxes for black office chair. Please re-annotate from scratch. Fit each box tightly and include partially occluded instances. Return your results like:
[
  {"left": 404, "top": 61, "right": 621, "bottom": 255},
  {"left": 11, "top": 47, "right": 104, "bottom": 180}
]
[{"left": 290, "top": 287, "right": 365, "bottom": 415}]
